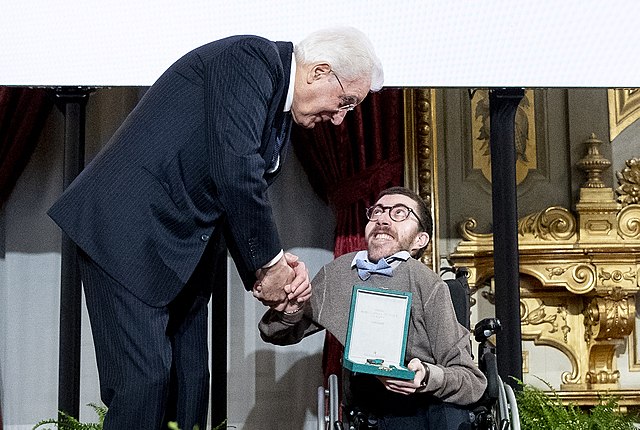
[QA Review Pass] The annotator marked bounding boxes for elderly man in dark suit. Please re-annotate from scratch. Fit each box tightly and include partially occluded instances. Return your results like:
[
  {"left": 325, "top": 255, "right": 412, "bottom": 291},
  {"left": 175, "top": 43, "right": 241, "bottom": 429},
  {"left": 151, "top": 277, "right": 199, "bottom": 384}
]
[{"left": 48, "top": 26, "right": 383, "bottom": 429}]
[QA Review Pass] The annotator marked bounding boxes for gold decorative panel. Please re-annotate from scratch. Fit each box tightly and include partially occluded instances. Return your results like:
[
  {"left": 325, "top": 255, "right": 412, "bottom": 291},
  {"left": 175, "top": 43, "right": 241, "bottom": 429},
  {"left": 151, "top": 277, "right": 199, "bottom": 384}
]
[
  {"left": 608, "top": 89, "right": 640, "bottom": 141},
  {"left": 471, "top": 89, "right": 537, "bottom": 185},
  {"left": 449, "top": 137, "right": 640, "bottom": 402}
]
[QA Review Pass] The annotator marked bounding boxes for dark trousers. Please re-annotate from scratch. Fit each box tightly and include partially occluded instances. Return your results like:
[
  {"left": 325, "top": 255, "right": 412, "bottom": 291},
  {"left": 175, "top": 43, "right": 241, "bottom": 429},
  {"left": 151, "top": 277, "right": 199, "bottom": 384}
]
[
  {"left": 78, "top": 246, "right": 215, "bottom": 430},
  {"left": 379, "top": 402, "right": 472, "bottom": 430},
  {"left": 346, "top": 402, "right": 472, "bottom": 430},
  {"left": 346, "top": 374, "right": 473, "bottom": 430}
]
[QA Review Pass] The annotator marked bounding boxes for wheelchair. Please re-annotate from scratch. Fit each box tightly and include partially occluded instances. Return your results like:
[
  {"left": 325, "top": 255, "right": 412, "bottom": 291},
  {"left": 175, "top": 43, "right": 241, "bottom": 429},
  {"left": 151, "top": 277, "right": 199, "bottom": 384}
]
[{"left": 317, "top": 267, "right": 520, "bottom": 430}]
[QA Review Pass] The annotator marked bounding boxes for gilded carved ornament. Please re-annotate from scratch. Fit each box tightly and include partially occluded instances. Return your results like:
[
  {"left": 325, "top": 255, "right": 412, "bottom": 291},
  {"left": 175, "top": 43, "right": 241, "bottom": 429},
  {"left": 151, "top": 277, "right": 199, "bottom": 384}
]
[
  {"left": 449, "top": 135, "right": 640, "bottom": 397},
  {"left": 608, "top": 88, "right": 640, "bottom": 141},
  {"left": 617, "top": 157, "right": 640, "bottom": 206},
  {"left": 518, "top": 207, "right": 577, "bottom": 242}
]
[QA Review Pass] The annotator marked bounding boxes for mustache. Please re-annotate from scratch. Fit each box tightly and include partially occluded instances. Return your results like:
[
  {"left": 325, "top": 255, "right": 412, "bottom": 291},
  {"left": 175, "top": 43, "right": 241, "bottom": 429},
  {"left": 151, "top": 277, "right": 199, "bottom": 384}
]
[{"left": 369, "top": 226, "right": 394, "bottom": 236}]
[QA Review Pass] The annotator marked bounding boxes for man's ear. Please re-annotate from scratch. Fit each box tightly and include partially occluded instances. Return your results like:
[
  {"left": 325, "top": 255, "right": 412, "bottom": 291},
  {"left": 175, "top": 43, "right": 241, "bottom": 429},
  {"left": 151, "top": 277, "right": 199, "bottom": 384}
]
[
  {"left": 414, "top": 231, "right": 430, "bottom": 250},
  {"left": 307, "top": 63, "right": 332, "bottom": 83}
]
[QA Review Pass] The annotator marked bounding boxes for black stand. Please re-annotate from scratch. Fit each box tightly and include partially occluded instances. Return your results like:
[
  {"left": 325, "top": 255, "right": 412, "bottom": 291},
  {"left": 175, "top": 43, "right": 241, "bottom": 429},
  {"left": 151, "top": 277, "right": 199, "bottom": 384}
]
[
  {"left": 489, "top": 88, "right": 524, "bottom": 389},
  {"left": 54, "top": 87, "right": 93, "bottom": 418}
]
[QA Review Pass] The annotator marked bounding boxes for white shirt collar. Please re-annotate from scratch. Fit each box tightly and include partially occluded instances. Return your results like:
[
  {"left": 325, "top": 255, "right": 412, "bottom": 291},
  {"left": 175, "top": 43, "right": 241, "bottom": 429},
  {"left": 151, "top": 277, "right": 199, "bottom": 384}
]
[{"left": 284, "top": 53, "right": 295, "bottom": 112}]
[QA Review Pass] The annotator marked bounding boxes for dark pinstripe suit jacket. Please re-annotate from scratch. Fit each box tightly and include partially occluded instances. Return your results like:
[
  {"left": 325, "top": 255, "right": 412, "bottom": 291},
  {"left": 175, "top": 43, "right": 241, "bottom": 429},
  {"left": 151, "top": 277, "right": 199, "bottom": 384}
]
[{"left": 48, "top": 36, "right": 294, "bottom": 306}]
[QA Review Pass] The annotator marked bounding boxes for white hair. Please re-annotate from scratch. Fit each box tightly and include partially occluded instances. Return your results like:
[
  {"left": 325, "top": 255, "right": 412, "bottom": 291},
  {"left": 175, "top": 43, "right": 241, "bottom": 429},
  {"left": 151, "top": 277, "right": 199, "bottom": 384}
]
[{"left": 294, "top": 26, "right": 384, "bottom": 91}]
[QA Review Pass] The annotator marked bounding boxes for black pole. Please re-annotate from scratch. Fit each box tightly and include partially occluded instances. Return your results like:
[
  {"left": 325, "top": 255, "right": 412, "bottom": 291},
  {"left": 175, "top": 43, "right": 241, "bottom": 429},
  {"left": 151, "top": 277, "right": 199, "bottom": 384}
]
[
  {"left": 489, "top": 88, "right": 524, "bottom": 389},
  {"left": 54, "top": 87, "right": 92, "bottom": 418}
]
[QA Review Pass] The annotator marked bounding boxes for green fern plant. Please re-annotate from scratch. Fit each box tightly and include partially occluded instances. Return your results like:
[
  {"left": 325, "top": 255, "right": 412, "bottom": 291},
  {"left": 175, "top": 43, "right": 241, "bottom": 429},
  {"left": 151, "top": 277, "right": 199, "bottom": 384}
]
[
  {"left": 515, "top": 378, "right": 638, "bottom": 430},
  {"left": 167, "top": 419, "right": 228, "bottom": 430},
  {"left": 33, "top": 404, "right": 229, "bottom": 430},
  {"left": 33, "top": 403, "right": 106, "bottom": 430}
]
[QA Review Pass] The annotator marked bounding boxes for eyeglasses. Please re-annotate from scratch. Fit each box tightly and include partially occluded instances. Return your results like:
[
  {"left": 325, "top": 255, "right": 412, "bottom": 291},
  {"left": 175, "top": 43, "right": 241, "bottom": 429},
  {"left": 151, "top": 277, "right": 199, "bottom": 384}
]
[
  {"left": 330, "top": 70, "right": 358, "bottom": 112},
  {"left": 365, "top": 204, "right": 425, "bottom": 230}
]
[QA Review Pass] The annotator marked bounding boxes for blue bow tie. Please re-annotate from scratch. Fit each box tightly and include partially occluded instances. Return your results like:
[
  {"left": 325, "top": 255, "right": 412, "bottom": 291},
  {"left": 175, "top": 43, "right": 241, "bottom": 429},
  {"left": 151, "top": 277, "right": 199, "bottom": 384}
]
[{"left": 355, "top": 258, "right": 393, "bottom": 280}]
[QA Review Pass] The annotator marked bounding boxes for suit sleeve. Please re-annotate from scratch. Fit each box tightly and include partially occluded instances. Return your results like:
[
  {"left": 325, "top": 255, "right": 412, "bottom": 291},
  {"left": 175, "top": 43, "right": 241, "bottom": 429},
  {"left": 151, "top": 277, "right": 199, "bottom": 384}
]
[
  {"left": 258, "top": 304, "right": 324, "bottom": 346},
  {"left": 258, "top": 264, "right": 328, "bottom": 344},
  {"left": 203, "top": 39, "right": 285, "bottom": 285}
]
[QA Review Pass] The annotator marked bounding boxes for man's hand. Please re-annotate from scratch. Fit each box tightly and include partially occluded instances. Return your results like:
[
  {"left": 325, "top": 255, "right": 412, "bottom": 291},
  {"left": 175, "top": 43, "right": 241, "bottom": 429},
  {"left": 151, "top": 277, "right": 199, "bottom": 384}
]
[
  {"left": 253, "top": 254, "right": 294, "bottom": 304},
  {"left": 283, "top": 252, "right": 310, "bottom": 303},
  {"left": 253, "top": 252, "right": 311, "bottom": 310},
  {"left": 375, "top": 358, "right": 428, "bottom": 395}
]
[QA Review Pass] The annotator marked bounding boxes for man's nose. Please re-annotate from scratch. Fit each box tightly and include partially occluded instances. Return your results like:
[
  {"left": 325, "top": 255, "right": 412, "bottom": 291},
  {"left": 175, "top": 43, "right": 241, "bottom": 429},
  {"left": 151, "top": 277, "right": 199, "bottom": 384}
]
[{"left": 376, "top": 211, "right": 392, "bottom": 224}]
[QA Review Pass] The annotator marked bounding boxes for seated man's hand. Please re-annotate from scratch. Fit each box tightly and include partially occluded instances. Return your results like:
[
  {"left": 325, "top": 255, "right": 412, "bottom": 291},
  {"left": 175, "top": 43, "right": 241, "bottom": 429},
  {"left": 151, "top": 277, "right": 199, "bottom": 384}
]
[
  {"left": 269, "top": 297, "right": 307, "bottom": 315},
  {"left": 375, "top": 358, "right": 429, "bottom": 395},
  {"left": 283, "top": 252, "right": 311, "bottom": 303}
]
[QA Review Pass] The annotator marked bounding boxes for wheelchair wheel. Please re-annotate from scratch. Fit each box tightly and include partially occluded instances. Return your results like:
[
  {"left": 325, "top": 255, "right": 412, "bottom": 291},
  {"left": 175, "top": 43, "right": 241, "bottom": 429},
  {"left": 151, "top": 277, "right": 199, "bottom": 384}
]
[
  {"left": 317, "top": 374, "right": 341, "bottom": 430},
  {"left": 328, "top": 374, "right": 340, "bottom": 428},
  {"left": 503, "top": 383, "right": 520, "bottom": 430},
  {"left": 317, "top": 386, "right": 326, "bottom": 430},
  {"left": 492, "top": 378, "right": 520, "bottom": 430}
]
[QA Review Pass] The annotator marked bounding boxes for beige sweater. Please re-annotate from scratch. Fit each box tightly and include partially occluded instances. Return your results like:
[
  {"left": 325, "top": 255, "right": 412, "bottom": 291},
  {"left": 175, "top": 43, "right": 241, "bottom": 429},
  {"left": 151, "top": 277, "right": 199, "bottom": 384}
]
[{"left": 259, "top": 252, "right": 487, "bottom": 406}]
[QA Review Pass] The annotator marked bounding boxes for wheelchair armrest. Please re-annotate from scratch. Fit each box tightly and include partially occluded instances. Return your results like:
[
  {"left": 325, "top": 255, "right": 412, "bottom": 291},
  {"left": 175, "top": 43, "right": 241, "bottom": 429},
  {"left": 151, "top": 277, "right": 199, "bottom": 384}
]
[
  {"left": 480, "top": 350, "right": 500, "bottom": 401},
  {"left": 474, "top": 318, "right": 501, "bottom": 402}
]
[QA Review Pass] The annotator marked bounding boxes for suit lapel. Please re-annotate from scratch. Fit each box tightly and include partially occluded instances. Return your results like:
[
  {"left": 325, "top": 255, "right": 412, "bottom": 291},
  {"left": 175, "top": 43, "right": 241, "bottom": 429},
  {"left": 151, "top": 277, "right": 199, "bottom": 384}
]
[{"left": 265, "top": 41, "right": 294, "bottom": 179}]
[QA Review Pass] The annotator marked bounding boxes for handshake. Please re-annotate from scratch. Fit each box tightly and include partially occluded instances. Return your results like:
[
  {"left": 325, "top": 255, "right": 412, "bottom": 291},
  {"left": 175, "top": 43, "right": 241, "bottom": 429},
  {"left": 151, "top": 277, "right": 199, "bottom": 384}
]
[{"left": 252, "top": 252, "right": 311, "bottom": 314}]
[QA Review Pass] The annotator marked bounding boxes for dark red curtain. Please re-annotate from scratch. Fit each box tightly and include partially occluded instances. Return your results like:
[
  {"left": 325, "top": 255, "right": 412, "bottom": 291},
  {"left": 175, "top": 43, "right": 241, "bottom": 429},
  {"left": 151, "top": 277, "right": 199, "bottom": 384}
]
[
  {"left": 291, "top": 87, "right": 405, "bottom": 382},
  {"left": 0, "top": 87, "right": 53, "bottom": 208},
  {"left": 0, "top": 87, "right": 52, "bottom": 429}
]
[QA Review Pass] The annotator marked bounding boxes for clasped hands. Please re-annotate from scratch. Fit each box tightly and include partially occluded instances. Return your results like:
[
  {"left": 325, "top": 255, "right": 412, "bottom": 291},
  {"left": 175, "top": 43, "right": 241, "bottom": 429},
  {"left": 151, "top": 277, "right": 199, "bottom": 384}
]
[{"left": 252, "top": 252, "right": 311, "bottom": 313}]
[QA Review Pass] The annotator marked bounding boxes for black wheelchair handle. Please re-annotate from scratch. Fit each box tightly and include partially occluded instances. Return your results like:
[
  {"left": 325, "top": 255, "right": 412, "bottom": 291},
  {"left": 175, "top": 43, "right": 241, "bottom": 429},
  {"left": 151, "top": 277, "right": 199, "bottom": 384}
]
[{"left": 474, "top": 317, "right": 502, "bottom": 342}]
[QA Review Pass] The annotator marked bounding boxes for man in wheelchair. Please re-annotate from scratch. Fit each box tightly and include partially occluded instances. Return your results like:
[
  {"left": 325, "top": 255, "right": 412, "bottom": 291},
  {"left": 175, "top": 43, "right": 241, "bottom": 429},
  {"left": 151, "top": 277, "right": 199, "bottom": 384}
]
[{"left": 258, "top": 186, "right": 487, "bottom": 429}]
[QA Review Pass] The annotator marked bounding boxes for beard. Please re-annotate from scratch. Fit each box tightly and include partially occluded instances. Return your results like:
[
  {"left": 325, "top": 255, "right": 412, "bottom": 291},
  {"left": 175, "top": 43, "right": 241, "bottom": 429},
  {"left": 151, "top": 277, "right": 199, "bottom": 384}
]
[
  {"left": 365, "top": 227, "right": 413, "bottom": 262},
  {"left": 367, "top": 242, "right": 403, "bottom": 262}
]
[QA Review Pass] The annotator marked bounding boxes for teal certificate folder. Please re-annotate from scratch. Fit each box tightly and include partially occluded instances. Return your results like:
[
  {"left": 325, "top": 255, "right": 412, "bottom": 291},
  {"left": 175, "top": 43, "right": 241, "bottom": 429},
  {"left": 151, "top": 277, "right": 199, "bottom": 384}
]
[{"left": 343, "top": 285, "right": 415, "bottom": 380}]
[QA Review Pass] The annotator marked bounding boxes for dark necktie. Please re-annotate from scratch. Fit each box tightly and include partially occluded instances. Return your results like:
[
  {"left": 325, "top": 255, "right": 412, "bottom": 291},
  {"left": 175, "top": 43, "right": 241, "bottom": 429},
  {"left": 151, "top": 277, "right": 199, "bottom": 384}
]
[
  {"left": 355, "top": 258, "right": 393, "bottom": 281},
  {"left": 270, "top": 113, "right": 292, "bottom": 170}
]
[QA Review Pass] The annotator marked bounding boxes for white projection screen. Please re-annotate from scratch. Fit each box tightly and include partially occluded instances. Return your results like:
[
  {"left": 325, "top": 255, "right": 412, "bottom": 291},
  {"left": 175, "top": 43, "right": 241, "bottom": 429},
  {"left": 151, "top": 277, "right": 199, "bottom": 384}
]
[{"left": 1, "top": 0, "right": 639, "bottom": 87}]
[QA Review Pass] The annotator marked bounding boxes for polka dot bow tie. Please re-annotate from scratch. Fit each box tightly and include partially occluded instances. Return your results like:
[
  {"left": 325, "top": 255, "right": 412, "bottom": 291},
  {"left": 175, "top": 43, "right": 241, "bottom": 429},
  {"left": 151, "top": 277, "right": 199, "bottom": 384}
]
[{"left": 355, "top": 258, "right": 393, "bottom": 280}]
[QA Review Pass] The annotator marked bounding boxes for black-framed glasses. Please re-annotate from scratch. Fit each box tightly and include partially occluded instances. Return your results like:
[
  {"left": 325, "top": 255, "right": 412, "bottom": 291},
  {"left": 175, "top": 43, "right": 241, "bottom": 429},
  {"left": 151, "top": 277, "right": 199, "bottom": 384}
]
[
  {"left": 330, "top": 70, "right": 358, "bottom": 112},
  {"left": 365, "top": 204, "right": 425, "bottom": 230}
]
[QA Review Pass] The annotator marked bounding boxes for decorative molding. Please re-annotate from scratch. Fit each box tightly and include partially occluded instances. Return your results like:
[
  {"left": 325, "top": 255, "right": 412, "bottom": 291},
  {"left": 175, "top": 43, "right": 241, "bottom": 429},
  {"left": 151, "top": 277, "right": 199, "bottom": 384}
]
[
  {"left": 618, "top": 205, "right": 640, "bottom": 239},
  {"left": 518, "top": 207, "right": 577, "bottom": 241},
  {"left": 470, "top": 89, "right": 537, "bottom": 185},
  {"left": 404, "top": 88, "right": 439, "bottom": 270},
  {"left": 629, "top": 320, "right": 640, "bottom": 371},
  {"left": 555, "top": 390, "right": 640, "bottom": 408},
  {"left": 576, "top": 134, "right": 611, "bottom": 189},
  {"left": 608, "top": 89, "right": 640, "bottom": 141},
  {"left": 459, "top": 218, "right": 494, "bottom": 242},
  {"left": 521, "top": 300, "right": 570, "bottom": 341},
  {"left": 449, "top": 149, "right": 640, "bottom": 397},
  {"left": 616, "top": 157, "right": 640, "bottom": 206}
]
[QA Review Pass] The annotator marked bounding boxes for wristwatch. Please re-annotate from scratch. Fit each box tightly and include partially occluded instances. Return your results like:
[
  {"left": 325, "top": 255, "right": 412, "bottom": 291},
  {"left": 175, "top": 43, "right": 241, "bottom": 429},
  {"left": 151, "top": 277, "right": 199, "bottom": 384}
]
[{"left": 420, "top": 362, "right": 431, "bottom": 387}]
